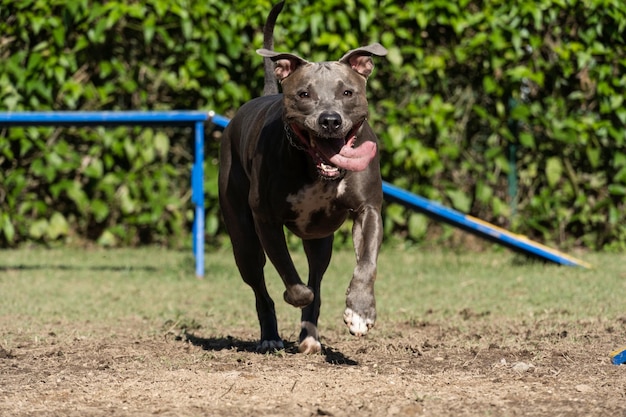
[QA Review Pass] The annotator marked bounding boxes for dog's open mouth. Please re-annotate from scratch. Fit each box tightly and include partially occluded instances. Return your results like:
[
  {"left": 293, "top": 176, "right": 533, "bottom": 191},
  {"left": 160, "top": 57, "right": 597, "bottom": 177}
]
[{"left": 289, "top": 123, "right": 377, "bottom": 179}]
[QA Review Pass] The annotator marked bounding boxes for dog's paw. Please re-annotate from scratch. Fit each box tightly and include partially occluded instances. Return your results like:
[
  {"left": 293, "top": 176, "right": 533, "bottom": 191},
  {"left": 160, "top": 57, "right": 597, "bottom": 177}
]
[
  {"left": 343, "top": 308, "right": 375, "bottom": 337},
  {"left": 298, "top": 336, "right": 322, "bottom": 354},
  {"left": 257, "top": 339, "right": 284, "bottom": 353},
  {"left": 283, "top": 284, "right": 314, "bottom": 308}
]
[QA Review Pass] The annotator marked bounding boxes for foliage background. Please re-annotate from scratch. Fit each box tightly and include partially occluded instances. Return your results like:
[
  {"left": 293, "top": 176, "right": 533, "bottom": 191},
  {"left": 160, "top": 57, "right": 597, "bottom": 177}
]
[{"left": 0, "top": 0, "right": 625, "bottom": 250}]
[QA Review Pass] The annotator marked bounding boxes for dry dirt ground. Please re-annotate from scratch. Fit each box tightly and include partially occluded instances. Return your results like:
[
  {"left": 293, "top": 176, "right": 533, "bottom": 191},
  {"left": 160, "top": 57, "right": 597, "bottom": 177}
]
[{"left": 2, "top": 316, "right": 626, "bottom": 417}]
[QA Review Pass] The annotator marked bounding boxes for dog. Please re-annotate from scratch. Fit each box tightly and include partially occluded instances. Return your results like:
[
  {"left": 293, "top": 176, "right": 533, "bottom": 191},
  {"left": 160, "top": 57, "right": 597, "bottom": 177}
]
[{"left": 218, "top": 1, "right": 387, "bottom": 354}]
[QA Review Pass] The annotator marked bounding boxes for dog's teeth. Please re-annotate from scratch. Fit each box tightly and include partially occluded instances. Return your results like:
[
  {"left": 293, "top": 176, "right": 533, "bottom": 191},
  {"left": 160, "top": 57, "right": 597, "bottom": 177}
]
[{"left": 320, "top": 163, "right": 338, "bottom": 172}]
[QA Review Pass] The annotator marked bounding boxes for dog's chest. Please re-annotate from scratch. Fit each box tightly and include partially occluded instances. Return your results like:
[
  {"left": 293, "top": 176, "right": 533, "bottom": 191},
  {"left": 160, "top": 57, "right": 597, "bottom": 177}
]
[{"left": 284, "top": 181, "right": 348, "bottom": 238}]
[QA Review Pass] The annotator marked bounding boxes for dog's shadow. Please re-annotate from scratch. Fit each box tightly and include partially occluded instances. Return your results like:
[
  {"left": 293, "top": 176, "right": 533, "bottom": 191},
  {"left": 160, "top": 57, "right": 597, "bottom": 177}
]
[{"left": 182, "top": 332, "right": 358, "bottom": 366}]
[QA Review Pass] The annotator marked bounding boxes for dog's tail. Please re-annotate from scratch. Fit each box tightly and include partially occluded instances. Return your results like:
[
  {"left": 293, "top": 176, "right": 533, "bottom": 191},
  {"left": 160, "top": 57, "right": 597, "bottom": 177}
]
[{"left": 262, "top": 1, "right": 284, "bottom": 96}]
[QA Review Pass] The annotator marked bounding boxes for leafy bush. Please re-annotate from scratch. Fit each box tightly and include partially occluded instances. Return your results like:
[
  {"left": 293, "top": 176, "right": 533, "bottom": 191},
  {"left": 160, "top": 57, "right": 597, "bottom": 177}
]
[
  {"left": 364, "top": 0, "right": 626, "bottom": 250},
  {"left": 0, "top": 0, "right": 625, "bottom": 250}
]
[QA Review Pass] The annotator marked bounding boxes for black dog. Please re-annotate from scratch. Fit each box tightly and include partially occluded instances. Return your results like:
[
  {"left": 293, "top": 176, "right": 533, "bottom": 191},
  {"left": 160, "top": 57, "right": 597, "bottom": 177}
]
[{"left": 218, "top": 1, "right": 387, "bottom": 353}]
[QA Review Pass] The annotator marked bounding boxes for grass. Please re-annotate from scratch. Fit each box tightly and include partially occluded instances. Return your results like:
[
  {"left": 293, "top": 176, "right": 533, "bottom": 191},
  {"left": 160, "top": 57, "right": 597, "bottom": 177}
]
[
  {"left": 2, "top": 245, "right": 624, "bottom": 417},
  {"left": 1, "top": 244, "right": 624, "bottom": 345}
]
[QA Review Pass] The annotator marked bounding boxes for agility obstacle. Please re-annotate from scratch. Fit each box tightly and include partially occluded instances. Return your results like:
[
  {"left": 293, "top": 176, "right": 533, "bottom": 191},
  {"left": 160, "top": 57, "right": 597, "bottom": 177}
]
[
  {"left": 382, "top": 182, "right": 590, "bottom": 268},
  {"left": 0, "top": 111, "right": 210, "bottom": 277}
]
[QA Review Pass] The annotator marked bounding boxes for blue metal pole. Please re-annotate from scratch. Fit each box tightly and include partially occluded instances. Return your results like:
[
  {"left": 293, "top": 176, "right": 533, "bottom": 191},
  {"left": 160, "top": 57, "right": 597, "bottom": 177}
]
[
  {"left": 209, "top": 111, "right": 230, "bottom": 129},
  {"left": 382, "top": 182, "right": 591, "bottom": 268},
  {"left": 0, "top": 110, "right": 211, "bottom": 277},
  {"left": 192, "top": 121, "right": 205, "bottom": 278},
  {"left": 0, "top": 111, "right": 210, "bottom": 126}
]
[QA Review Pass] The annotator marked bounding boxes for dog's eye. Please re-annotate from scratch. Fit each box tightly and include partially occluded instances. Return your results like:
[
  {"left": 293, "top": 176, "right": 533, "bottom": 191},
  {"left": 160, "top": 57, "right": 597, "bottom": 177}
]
[
  {"left": 298, "top": 91, "right": 309, "bottom": 98},
  {"left": 343, "top": 90, "right": 353, "bottom": 97}
]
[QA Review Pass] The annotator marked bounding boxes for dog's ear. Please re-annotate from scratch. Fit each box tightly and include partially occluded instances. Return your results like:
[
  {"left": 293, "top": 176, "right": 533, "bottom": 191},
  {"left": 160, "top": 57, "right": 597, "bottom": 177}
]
[
  {"left": 339, "top": 43, "right": 388, "bottom": 78},
  {"left": 257, "top": 49, "right": 308, "bottom": 82}
]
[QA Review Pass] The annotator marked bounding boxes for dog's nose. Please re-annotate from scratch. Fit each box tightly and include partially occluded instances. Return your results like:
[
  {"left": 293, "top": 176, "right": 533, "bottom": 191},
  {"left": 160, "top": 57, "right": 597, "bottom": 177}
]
[{"left": 318, "top": 111, "right": 342, "bottom": 133}]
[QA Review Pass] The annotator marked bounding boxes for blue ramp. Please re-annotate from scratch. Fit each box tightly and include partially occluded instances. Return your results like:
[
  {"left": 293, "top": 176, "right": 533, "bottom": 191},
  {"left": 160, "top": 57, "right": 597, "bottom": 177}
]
[{"left": 382, "top": 182, "right": 591, "bottom": 268}]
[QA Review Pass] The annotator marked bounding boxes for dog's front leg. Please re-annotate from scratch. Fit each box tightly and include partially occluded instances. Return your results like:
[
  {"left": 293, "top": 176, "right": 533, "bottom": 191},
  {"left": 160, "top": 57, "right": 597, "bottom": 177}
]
[
  {"left": 255, "top": 220, "right": 315, "bottom": 308},
  {"left": 344, "top": 204, "right": 383, "bottom": 336},
  {"left": 298, "top": 236, "right": 334, "bottom": 354}
]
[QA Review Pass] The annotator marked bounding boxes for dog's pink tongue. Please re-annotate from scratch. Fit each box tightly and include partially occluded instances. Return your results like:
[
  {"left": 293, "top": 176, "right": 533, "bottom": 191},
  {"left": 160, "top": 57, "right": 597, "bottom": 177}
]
[{"left": 328, "top": 140, "right": 377, "bottom": 172}]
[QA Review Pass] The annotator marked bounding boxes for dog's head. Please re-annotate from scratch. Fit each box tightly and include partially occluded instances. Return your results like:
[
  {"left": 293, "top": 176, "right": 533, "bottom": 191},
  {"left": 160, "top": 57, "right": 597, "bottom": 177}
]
[{"left": 257, "top": 44, "right": 387, "bottom": 179}]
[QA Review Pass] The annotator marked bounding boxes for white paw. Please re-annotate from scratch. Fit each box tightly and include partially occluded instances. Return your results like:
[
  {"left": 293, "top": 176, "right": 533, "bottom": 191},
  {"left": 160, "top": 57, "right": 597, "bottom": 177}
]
[
  {"left": 343, "top": 308, "right": 374, "bottom": 336},
  {"left": 298, "top": 336, "right": 322, "bottom": 354},
  {"left": 257, "top": 339, "right": 284, "bottom": 352}
]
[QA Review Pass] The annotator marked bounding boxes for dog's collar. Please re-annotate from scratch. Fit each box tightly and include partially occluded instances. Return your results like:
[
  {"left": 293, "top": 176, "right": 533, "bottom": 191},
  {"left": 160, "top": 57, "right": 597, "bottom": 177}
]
[{"left": 284, "top": 123, "right": 306, "bottom": 151}]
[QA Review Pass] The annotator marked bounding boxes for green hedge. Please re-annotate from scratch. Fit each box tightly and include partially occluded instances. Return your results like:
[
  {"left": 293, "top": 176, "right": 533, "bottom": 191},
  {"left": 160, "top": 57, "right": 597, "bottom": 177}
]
[{"left": 1, "top": 0, "right": 625, "bottom": 250}]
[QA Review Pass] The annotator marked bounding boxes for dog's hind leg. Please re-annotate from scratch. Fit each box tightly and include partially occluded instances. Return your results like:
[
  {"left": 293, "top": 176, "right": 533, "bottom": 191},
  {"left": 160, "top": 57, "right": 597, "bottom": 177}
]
[
  {"left": 219, "top": 154, "right": 282, "bottom": 352},
  {"left": 298, "top": 236, "right": 334, "bottom": 354},
  {"left": 222, "top": 207, "right": 283, "bottom": 351}
]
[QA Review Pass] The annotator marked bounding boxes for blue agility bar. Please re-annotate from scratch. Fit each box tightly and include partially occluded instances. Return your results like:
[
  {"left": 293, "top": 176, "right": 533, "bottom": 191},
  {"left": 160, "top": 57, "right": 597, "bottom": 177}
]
[
  {"left": 382, "top": 182, "right": 591, "bottom": 268},
  {"left": 0, "top": 111, "right": 210, "bottom": 126},
  {"left": 0, "top": 111, "right": 211, "bottom": 278},
  {"left": 209, "top": 111, "right": 230, "bottom": 129}
]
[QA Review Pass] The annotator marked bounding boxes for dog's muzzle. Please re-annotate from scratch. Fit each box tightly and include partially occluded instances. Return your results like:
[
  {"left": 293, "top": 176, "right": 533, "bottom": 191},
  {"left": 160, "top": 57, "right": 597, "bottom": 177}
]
[{"left": 287, "top": 119, "right": 377, "bottom": 179}]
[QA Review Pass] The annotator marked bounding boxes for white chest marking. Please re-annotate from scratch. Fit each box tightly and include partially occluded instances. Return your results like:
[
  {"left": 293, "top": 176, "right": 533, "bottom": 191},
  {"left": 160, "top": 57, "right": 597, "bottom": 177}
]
[{"left": 336, "top": 180, "right": 347, "bottom": 198}]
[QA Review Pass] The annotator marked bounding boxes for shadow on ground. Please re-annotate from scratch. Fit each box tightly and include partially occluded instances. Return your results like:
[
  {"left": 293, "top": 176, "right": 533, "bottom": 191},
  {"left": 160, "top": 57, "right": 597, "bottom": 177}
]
[{"left": 182, "top": 331, "right": 358, "bottom": 366}]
